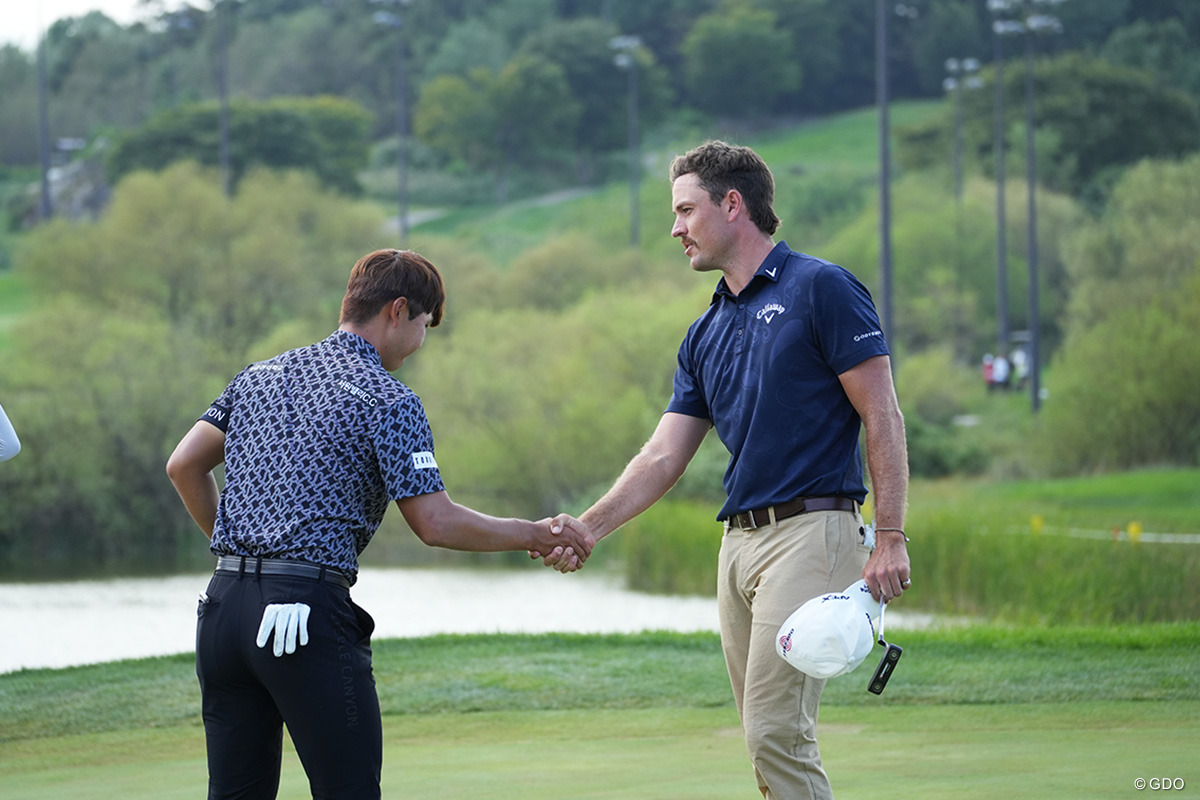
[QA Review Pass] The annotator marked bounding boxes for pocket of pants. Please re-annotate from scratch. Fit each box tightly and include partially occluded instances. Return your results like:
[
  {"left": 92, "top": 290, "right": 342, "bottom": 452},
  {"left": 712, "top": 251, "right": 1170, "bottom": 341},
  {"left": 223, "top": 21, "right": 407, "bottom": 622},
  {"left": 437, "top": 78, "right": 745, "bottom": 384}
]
[
  {"left": 349, "top": 598, "right": 376, "bottom": 642},
  {"left": 825, "top": 515, "right": 869, "bottom": 576},
  {"left": 197, "top": 580, "right": 222, "bottom": 618}
]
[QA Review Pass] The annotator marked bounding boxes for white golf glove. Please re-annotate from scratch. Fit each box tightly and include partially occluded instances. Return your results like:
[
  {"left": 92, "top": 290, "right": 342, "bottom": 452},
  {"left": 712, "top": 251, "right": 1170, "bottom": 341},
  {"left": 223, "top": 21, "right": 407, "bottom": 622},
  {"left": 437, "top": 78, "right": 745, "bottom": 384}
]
[{"left": 256, "top": 603, "right": 311, "bottom": 657}]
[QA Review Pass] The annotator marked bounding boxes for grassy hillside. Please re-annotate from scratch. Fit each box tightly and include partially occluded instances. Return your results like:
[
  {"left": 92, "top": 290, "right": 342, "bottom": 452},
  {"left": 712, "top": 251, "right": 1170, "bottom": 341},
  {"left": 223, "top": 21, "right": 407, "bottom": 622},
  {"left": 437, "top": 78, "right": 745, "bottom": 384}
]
[{"left": 410, "top": 100, "right": 943, "bottom": 265}]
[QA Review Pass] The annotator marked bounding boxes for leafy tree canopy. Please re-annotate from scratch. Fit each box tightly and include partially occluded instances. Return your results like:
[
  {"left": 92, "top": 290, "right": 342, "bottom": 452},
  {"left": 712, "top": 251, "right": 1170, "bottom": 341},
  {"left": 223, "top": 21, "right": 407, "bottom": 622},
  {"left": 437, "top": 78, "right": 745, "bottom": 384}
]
[
  {"left": 107, "top": 95, "right": 374, "bottom": 194},
  {"left": 681, "top": 5, "right": 800, "bottom": 118}
]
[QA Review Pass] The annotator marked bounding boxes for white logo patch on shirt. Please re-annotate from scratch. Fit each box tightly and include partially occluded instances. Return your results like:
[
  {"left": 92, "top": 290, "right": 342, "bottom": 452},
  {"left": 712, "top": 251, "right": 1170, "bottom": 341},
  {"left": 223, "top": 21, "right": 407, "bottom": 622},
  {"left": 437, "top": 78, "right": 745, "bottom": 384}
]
[
  {"left": 412, "top": 451, "right": 438, "bottom": 470},
  {"left": 757, "top": 303, "right": 787, "bottom": 323}
]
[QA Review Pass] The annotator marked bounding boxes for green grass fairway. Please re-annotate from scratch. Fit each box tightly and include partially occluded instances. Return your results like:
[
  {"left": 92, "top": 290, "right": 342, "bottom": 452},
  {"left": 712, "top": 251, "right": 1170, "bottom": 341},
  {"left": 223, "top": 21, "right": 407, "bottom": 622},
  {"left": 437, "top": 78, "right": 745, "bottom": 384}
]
[
  {"left": 2, "top": 628, "right": 1196, "bottom": 798},
  {"left": 1, "top": 702, "right": 1193, "bottom": 799}
]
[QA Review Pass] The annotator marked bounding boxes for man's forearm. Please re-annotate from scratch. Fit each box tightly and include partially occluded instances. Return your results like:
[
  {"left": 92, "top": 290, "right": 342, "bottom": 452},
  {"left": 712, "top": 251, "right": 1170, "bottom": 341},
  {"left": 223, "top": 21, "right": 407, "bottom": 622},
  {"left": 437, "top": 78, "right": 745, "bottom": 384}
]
[
  {"left": 170, "top": 471, "right": 219, "bottom": 539},
  {"left": 865, "top": 411, "right": 909, "bottom": 532},
  {"left": 581, "top": 450, "right": 680, "bottom": 541},
  {"left": 580, "top": 414, "right": 708, "bottom": 539}
]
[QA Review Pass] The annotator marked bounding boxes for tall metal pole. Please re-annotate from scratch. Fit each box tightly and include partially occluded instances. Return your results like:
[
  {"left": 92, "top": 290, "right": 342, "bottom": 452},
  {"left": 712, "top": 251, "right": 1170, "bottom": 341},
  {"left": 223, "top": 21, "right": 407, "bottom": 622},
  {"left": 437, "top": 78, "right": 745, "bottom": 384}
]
[
  {"left": 876, "top": 0, "right": 894, "bottom": 350},
  {"left": 217, "top": 0, "right": 232, "bottom": 197},
  {"left": 993, "top": 29, "right": 1010, "bottom": 353},
  {"left": 1023, "top": 30, "right": 1041, "bottom": 413},
  {"left": 394, "top": 25, "right": 409, "bottom": 243},
  {"left": 611, "top": 36, "right": 642, "bottom": 248},
  {"left": 36, "top": 29, "right": 53, "bottom": 221},
  {"left": 948, "top": 63, "right": 965, "bottom": 203},
  {"left": 626, "top": 54, "right": 640, "bottom": 247}
]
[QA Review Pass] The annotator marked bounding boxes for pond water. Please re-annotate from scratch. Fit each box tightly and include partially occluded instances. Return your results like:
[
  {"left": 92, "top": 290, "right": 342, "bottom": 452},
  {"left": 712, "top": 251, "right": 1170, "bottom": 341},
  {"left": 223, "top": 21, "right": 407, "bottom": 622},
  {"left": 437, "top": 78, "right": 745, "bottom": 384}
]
[{"left": 0, "top": 567, "right": 935, "bottom": 674}]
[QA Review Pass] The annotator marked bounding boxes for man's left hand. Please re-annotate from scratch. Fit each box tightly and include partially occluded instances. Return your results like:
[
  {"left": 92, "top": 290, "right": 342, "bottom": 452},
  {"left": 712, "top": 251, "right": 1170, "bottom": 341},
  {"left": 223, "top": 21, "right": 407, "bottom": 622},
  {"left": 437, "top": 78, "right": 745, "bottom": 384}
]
[{"left": 863, "top": 530, "right": 911, "bottom": 602}]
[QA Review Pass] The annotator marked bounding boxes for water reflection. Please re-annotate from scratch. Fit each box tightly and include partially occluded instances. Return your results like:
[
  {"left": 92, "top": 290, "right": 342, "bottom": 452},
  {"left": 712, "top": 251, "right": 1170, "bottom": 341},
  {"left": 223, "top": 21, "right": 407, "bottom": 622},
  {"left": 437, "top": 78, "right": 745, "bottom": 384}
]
[
  {"left": 1, "top": 567, "right": 937, "bottom": 674},
  {"left": 0, "top": 567, "right": 719, "bottom": 673}
]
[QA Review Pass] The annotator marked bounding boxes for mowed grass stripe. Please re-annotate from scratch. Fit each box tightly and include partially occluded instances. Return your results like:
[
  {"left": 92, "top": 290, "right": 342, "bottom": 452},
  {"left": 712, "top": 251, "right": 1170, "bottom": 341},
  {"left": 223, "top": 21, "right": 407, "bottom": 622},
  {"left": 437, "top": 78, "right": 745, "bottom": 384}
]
[{"left": 1, "top": 703, "right": 1195, "bottom": 799}]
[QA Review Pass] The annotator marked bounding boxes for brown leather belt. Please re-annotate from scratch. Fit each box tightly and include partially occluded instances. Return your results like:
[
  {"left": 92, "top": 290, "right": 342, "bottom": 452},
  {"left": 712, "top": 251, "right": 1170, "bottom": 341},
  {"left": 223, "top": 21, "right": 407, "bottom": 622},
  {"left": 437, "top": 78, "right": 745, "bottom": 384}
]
[{"left": 727, "top": 496, "right": 858, "bottom": 530}]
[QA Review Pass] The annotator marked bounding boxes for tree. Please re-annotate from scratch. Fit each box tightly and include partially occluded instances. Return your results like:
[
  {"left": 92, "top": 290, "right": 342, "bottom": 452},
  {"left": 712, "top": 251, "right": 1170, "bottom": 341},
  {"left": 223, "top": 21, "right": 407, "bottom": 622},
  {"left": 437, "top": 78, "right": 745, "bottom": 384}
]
[
  {"left": 1100, "top": 20, "right": 1200, "bottom": 99},
  {"left": 1061, "top": 155, "right": 1200, "bottom": 334},
  {"left": 516, "top": 18, "right": 672, "bottom": 163},
  {"left": 413, "top": 54, "right": 579, "bottom": 201},
  {"left": 820, "top": 172, "right": 1082, "bottom": 361},
  {"left": 0, "top": 303, "right": 227, "bottom": 573},
  {"left": 19, "top": 162, "right": 383, "bottom": 355},
  {"left": 680, "top": 4, "right": 800, "bottom": 118},
  {"left": 0, "top": 164, "right": 387, "bottom": 574},
  {"left": 414, "top": 68, "right": 501, "bottom": 170},
  {"left": 1038, "top": 155, "right": 1200, "bottom": 472},
  {"left": 957, "top": 54, "right": 1200, "bottom": 198},
  {"left": 0, "top": 46, "right": 38, "bottom": 166},
  {"left": 106, "top": 95, "right": 374, "bottom": 194},
  {"left": 411, "top": 283, "right": 703, "bottom": 516},
  {"left": 1036, "top": 285, "right": 1200, "bottom": 473},
  {"left": 419, "top": 17, "right": 510, "bottom": 84}
]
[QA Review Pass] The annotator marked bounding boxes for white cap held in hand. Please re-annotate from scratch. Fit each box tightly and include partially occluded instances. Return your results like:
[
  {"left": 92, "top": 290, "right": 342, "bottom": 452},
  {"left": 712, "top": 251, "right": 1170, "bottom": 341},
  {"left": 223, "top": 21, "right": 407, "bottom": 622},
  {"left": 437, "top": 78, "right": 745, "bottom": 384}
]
[{"left": 776, "top": 580, "right": 880, "bottom": 679}]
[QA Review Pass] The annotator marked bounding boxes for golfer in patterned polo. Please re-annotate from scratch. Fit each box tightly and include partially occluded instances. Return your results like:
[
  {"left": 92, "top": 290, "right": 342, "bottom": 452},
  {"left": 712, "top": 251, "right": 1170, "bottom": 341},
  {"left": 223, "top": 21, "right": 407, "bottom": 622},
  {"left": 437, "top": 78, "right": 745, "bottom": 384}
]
[{"left": 166, "top": 249, "right": 593, "bottom": 800}]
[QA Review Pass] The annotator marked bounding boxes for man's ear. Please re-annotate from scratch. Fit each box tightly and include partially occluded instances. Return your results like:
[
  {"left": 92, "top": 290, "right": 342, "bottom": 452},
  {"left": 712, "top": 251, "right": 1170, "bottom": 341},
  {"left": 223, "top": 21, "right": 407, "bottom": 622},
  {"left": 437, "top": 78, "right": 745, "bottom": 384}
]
[
  {"left": 388, "top": 296, "right": 409, "bottom": 325},
  {"left": 724, "top": 189, "right": 743, "bottom": 220}
]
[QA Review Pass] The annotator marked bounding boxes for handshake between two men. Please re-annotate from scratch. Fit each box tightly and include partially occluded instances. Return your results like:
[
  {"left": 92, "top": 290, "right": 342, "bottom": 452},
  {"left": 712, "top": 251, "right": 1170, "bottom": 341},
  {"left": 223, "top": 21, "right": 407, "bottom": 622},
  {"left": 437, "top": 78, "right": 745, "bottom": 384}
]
[{"left": 534, "top": 514, "right": 594, "bottom": 573}]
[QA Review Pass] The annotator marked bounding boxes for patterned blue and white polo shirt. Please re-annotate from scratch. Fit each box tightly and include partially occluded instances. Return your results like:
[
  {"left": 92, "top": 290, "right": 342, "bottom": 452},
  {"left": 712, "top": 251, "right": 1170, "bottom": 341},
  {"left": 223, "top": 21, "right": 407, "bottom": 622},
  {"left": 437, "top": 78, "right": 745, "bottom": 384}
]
[{"left": 200, "top": 330, "right": 445, "bottom": 580}]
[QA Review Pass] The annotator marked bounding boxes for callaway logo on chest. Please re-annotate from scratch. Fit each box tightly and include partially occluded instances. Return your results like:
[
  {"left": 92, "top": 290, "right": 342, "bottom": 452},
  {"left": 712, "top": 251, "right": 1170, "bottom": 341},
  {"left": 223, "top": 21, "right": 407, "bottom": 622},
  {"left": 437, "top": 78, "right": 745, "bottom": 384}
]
[{"left": 756, "top": 302, "right": 786, "bottom": 323}]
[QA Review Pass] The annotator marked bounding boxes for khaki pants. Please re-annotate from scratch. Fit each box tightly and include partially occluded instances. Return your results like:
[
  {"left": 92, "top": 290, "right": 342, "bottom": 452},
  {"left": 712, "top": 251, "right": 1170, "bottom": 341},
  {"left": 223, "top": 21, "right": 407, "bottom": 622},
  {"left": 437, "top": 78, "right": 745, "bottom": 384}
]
[{"left": 717, "top": 510, "right": 870, "bottom": 800}]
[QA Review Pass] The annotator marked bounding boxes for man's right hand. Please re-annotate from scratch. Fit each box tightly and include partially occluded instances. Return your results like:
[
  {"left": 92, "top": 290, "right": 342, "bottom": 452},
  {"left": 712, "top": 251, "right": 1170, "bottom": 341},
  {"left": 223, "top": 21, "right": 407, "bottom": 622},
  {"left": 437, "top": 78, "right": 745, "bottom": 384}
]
[{"left": 530, "top": 514, "right": 594, "bottom": 573}]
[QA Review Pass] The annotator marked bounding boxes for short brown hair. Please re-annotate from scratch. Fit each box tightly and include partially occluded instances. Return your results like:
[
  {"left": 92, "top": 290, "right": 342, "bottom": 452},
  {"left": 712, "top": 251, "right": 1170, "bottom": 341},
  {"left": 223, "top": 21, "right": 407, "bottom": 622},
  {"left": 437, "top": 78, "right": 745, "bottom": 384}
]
[
  {"left": 668, "top": 140, "right": 780, "bottom": 235},
  {"left": 339, "top": 249, "right": 446, "bottom": 326}
]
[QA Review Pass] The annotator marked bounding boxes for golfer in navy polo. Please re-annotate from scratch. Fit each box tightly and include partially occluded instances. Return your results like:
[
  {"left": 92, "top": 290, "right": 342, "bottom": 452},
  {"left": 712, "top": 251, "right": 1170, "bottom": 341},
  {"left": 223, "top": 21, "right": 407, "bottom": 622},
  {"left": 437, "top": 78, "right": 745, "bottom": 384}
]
[
  {"left": 540, "top": 142, "right": 911, "bottom": 800},
  {"left": 168, "top": 249, "right": 593, "bottom": 800}
]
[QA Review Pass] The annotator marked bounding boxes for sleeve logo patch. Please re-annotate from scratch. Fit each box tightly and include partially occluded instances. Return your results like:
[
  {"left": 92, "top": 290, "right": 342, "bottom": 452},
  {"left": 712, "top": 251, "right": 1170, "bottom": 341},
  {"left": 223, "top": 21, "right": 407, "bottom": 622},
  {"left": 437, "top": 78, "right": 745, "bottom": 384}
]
[
  {"left": 412, "top": 451, "right": 438, "bottom": 470},
  {"left": 338, "top": 379, "right": 378, "bottom": 407}
]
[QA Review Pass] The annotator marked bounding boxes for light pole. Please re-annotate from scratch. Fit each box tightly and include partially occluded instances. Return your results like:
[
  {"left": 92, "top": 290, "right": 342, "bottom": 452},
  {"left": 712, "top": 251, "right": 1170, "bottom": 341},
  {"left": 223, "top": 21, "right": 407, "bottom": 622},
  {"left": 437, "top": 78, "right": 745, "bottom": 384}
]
[
  {"left": 373, "top": 0, "right": 413, "bottom": 243},
  {"left": 876, "top": 0, "right": 893, "bottom": 350},
  {"left": 991, "top": 0, "right": 1065, "bottom": 413},
  {"left": 610, "top": 35, "right": 642, "bottom": 248},
  {"left": 943, "top": 58, "right": 981, "bottom": 204},
  {"left": 36, "top": 24, "right": 53, "bottom": 221},
  {"left": 943, "top": 57, "right": 981, "bottom": 316},
  {"left": 215, "top": 0, "right": 232, "bottom": 197},
  {"left": 988, "top": 2, "right": 1022, "bottom": 356},
  {"left": 876, "top": 1, "right": 919, "bottom": 356}
]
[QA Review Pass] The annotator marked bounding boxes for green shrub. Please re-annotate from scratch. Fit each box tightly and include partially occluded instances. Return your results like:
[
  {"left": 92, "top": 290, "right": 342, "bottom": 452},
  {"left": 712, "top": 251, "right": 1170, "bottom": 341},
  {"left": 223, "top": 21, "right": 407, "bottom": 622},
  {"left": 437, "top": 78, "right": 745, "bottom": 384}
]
[{"left": 619, "top": 499, "right": 722, "bottom": 597}]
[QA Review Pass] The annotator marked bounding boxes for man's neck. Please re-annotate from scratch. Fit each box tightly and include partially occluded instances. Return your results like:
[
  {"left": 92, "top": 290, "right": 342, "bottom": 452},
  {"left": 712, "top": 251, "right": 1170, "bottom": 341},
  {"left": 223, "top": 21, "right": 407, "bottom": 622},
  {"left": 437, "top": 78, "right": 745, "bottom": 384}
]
[
  {"left": 338, "top": 322, "right": 383, "bottom": 355},
  {"left": 721, "top": 236, "right": 778, "bottom": 296}
]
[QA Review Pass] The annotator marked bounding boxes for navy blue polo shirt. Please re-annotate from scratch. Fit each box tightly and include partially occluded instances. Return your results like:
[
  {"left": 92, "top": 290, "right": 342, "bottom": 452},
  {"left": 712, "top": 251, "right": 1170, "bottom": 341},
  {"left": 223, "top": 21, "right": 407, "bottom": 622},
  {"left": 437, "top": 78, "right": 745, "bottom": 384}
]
[
  {"left": 200, "top": 330, "right": 445, "bottom": 580},
  {"left": 666, "top": 242, "right": 889, "bottom": 520}
]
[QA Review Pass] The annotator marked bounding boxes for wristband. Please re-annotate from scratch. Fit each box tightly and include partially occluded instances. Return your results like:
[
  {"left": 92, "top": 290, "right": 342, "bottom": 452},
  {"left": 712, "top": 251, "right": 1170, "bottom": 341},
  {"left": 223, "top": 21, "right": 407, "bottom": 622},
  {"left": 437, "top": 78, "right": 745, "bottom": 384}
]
[{"left": 875, "top": 527, "right": 910, "bottom": 542}]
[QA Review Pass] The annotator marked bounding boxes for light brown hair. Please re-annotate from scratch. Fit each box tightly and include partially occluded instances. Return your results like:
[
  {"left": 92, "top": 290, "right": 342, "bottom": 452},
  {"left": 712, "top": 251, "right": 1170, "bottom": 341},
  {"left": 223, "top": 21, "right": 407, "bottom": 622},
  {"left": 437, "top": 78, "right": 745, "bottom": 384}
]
[{"left": 669, "top": 140, "right": 781, "bottom": 235}]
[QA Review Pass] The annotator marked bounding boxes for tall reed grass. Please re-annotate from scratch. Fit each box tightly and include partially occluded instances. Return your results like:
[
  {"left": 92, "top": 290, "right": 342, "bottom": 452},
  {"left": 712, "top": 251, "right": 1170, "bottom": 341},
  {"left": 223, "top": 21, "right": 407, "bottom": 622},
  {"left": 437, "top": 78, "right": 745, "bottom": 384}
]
[{"left": 617, "top": 469, "right": 1200, "bottom": 624}]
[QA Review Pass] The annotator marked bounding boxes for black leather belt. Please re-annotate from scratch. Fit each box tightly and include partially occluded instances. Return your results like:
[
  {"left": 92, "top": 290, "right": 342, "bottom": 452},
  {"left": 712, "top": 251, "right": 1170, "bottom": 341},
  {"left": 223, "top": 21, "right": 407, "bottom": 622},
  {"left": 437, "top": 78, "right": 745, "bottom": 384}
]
[
  {"left": 727, "top": 496, "right": 858, "bottom": 530},
  {"left": 215, "top": 555, "right": 351, "bottom": 589}
]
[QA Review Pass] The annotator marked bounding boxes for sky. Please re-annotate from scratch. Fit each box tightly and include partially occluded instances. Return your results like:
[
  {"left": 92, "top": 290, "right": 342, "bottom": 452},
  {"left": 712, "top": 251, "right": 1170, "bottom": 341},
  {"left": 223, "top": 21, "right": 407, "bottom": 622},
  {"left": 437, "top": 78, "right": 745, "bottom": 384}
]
[{"left": 4, "top": 0, "right": 185, "bottom": 53}]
